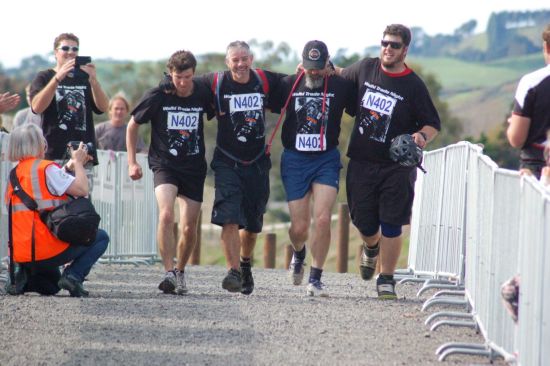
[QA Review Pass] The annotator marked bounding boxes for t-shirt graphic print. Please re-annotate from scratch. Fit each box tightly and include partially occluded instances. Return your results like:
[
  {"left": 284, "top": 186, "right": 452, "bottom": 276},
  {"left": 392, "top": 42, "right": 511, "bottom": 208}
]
[
  {"left": 56, "top": 85, "right": 87, "bottom": 131},
  {"left": 294, "top": 96, "right": 329, "bottom": 151},
  {"left": 228, "top": 92, "right": 264, "bottom": 143},
  {"left": 165, "top": 106, "right": 201, "bottom": 157}
]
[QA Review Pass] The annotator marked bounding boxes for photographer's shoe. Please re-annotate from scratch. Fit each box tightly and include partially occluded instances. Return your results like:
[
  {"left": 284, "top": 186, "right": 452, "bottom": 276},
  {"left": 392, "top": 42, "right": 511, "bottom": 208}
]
[{"left": 58, "top": 273, "right": 89, "bottom": 298}]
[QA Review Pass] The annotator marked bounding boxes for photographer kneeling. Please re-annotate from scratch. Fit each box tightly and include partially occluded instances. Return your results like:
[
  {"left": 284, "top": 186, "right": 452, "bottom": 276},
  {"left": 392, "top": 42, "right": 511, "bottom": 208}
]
[{"left": 5, "top": 124, "right": 108, "bottom": 297}]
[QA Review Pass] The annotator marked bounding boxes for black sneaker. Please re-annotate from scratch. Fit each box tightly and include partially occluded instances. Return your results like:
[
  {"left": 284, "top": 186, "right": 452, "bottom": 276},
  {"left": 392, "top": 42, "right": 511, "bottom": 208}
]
[
  {"left": 58, "top": 273, "right": 89, "bottom": 298},
  {"left": 158, "top": 270, "right": 177, "bottom": 294},
  {"left": 360, "top": 243, "right": 379, "bottom": 281},
  {"left": 288, "top": 247, "right": 306, "bottom": 285},
  {"left": 376, "top": 276, "right": 397, "bottom": 300},
  {"left": 240, "top": 264, "right": 254, "bottom": 295},
  {"left": 222, "top": 269, "right": 243, "bottom": 293}
]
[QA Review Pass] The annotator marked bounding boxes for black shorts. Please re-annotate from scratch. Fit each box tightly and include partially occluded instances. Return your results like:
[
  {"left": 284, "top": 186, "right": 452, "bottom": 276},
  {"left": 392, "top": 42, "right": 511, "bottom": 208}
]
[
  {"left": 152, "top": 165, "right": 206, "bottom": 202},
  {"left": 346, "top": 159, "right": 417, "bottom": 237},
  {"left": 210, "top": 153, "right": 271, "bottom": 233}
]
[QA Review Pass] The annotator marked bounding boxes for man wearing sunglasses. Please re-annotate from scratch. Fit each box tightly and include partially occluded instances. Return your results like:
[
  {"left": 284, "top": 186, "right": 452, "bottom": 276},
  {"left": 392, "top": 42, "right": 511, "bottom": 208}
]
[
  {"left": 29, "top": 33, "right": 109, "bottom": 186},
  {"left": 334, "top": 24, "right": 440, "bottom": 299}
]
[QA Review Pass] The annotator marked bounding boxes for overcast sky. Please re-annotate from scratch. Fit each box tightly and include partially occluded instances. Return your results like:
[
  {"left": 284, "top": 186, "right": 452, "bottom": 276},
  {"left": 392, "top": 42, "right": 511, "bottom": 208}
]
[{"left": 1, "top": 0, "right": 547, "bottom": 68}]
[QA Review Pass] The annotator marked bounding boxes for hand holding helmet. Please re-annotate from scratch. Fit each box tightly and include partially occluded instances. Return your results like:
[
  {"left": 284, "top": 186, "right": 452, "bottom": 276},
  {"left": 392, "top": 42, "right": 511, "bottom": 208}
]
[{"left": 389, "top": 134, "right": 426, "bottom": 173}]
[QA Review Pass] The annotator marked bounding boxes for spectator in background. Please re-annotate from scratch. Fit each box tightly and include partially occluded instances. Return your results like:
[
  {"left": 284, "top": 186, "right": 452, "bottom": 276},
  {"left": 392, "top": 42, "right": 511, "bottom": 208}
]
[
  {"left": 507, "top": 23, "right": 550, "bottom": 179},
  {"left": 95, "top": 94, "right": 146, "bottom": 152},
  {"left": 30, "top": 32, "right": 109, "bottom": 192},
  {"left": 13, "top": 85, "right": 42, "bottom": 128},
  {"left": 0, "top": 91, "right": 20, "bottom": 114}
]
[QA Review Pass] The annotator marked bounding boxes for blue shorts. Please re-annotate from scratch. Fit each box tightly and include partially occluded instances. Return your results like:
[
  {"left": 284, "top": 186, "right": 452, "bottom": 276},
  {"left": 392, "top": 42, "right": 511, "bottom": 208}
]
[{"left": 281, "top": 148, "right": 342, "bottom": 202}]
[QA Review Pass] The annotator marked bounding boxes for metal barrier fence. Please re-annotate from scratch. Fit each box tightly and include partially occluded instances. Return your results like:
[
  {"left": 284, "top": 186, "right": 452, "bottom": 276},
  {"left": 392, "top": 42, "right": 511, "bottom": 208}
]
[
  {"left": 411, "top": 142, "right": 550, "bottom": 365},
  {"left": 0, "top": 132, "right": 11, "bottom": 262}
]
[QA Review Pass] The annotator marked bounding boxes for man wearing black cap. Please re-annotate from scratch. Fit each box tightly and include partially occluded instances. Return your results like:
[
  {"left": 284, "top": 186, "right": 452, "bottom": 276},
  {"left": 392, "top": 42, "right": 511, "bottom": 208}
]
[
  {"left": 273, "top": 40, "right": 356, "bottom": 296},
  {"left": 334, "top": 24, "right": 440, "bottom": 299}
]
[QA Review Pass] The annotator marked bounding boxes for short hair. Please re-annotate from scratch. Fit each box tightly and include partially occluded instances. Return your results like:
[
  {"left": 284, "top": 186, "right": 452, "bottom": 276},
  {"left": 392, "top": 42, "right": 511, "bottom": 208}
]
[
  {"left": 167, "top": 50, "right": 197, "bottom": 73},
  {"left": 8, "top": 123, "right": 46, "bottom": 162},
  {"left": 543, "top": 24, "right": 550, "bottom": 45},
  {"left": 226, "top": 41, "right": 252, "bottom": 58},
  {"left": 53, "top": 33, "right": 79, "bottom": 50},
  {"left": 383, "top": 24, "right": 412, "bottom": 47},
  {"left": 109, "top": 94, "right": 130, "bottom": 112}
]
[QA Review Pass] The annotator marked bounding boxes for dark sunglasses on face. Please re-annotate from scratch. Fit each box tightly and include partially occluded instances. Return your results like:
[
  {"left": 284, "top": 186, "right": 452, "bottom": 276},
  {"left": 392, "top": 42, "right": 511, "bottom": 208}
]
[
  {"left": 380, "top": 40, "right": 403, "bottom": 50},
  {"left": 58, "top": 46, "right": 79, "bottom": 52}
]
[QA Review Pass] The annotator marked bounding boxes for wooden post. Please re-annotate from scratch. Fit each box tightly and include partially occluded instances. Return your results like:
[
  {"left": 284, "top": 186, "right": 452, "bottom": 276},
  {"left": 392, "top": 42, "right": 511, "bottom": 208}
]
[
  {"left": 190, "top": 210, "right": 202, "bottom": 265},
  {"left": 336, "top": 203, "right": 350, "bottom": 273},
  {"left": 263, "top": 233, "right": 276, "bottom": 269},
  {"left": 284, "top": 244, "right": 293, "bottom": 270}
]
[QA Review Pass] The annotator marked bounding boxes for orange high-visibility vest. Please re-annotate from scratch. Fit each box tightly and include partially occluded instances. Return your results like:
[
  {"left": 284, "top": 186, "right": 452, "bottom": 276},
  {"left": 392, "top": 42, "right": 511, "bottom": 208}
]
[{"left": 6, "top": 158, "right": 70, "bottom": 262}]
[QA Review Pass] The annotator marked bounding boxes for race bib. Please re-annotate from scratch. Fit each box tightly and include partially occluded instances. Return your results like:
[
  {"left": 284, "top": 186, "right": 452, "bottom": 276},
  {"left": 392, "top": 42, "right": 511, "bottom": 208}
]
[
  {"left": 229, "top": 93, "right": 263, "bottom": 112},
  {"left": 167, "top": 112, "right": 199, "bottom": 130},
  {"left": 362, "top": 91, "right": 396, "bottom": 116},
  {"left": 295, "top": 133, "right": 326, "bottom": 152}
]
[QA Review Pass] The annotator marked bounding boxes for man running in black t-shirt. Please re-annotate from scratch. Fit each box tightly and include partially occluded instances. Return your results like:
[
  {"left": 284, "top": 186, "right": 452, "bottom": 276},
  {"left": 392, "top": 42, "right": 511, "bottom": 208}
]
[
  {"left": 196, "top": 41, "right": 284, "bottom": 295},
  {"left": 335, "top": 24, "right": 441, "bottom": 299},
  {"left": 275, "top": 40, "right": 356, "bottom": 297},
  {"left": 127, "top": 50, "right": 214, "bottom": 295}
]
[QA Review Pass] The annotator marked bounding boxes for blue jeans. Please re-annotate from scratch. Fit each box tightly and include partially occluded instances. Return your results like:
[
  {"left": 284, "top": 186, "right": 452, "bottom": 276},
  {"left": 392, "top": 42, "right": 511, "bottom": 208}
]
[{"left": 31, "top": 229, "right": 109, "bottom": 282}]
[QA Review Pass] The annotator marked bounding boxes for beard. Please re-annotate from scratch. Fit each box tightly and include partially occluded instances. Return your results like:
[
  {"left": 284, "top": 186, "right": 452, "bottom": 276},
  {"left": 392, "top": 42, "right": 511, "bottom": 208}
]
[
  {"left": 305, "top": 73, "right": 324, "bottom": 89},
  {"left": 380, "top": 51, "right": 406, "bottom": 70}
]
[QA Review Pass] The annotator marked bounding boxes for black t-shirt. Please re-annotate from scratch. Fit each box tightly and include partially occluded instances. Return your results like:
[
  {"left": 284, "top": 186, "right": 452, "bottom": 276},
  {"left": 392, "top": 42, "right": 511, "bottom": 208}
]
[
  {"left": 131, "top": 81, "right": 214, "bottom": 174},
  {"left": 197, "top": 70, "right": 283, "bottom": 160},
  {"left": 30, "top": 69, "right": 102, "bottom": 163},
  {"left": 512, "top": 65, "right": 550, "bottom": 162},
  {"left": 342, "top": 57, "right": 441, "bottom": 163},
  {"left": 273, "top": 74, "right": 356, "bottom": 154}
]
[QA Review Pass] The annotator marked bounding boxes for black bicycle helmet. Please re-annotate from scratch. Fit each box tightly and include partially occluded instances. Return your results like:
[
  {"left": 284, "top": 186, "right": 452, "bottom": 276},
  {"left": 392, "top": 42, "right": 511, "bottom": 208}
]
[{"left": 389, "top": 134, "right": 423, "bottom": 168}]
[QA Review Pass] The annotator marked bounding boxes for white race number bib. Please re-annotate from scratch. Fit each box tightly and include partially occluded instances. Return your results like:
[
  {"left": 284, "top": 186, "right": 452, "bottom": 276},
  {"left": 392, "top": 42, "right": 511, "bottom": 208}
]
[
  {"left": 295, "top": 134, "right": 326, "bottom": 152},
  {"left": 362, "top": 91, "right": 396, "bottom": 116},
  {"left": 229, "top": 93, "right": 263, "bottom": 112},
  {"left": 167, "top": 112, "right": 199, "bottom": 130}
]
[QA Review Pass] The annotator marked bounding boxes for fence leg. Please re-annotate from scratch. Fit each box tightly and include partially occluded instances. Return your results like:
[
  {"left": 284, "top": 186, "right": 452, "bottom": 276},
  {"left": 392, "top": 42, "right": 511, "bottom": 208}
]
[
  {"left": 337, "top": 203, "right": 350, "bottom": 273},
  {"left": 284, "top": 244, "right": 293, "bottom": 270},
  {"left": 263, "top": 233, "right": 276, "bottom": 269},
  {"left": 190, "top": 210, "right": 202, "bottom": 265}
]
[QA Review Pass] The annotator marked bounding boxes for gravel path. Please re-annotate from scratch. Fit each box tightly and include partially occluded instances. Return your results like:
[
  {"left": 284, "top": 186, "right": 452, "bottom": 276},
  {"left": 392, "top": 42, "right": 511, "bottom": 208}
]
[{"left": 0, "top": 264, "right": 507, "bottom": 366}]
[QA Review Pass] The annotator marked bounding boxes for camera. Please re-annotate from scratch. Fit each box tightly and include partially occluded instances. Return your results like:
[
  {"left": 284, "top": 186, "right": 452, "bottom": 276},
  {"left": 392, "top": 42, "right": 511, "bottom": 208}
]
[
  {"left": 75, "top": 56, "right": 92, "bottom": 67},
  {"left": 68, "top": 141, "right": 95, "bottom": 156}
]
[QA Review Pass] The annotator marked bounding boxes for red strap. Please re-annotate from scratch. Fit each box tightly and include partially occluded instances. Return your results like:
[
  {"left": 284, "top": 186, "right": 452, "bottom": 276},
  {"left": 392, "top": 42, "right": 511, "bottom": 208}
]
[
  {"left": 266, "top": 72, "right": 305, "bottom": 155},
  {"left": 211, "top": 72, "right": 218, "bottom": 94},
  {"left": 255, "top": 69, "right": 270, "bottom": 95}
]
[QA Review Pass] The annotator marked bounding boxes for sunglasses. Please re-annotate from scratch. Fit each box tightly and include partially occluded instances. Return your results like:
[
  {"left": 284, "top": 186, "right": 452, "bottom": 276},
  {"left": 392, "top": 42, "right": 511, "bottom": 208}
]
[
  {"left": 380, "top": 40, "right": 403, "bottom": 50},
  {"left": 57, "top": 46, "right": 79, "bottom": 52}
]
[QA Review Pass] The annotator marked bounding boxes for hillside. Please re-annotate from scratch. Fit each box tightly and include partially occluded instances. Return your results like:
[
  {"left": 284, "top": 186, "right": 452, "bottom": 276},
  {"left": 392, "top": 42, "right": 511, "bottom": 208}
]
[{"left": 409, "top": 54, "right": 545, "bottom": 137}]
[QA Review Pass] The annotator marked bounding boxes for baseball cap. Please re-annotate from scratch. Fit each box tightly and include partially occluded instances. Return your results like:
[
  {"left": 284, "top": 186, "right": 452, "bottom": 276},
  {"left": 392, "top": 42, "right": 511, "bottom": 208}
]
[{"left": 302, "top": 40, "right": 329, "bottom": 70}]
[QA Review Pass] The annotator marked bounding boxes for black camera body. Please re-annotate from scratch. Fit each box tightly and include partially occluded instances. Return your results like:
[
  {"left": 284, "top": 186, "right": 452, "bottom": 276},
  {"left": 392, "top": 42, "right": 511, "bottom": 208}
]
[
  {"left": 68, "top": 141, "right": 95, "bottom": 156},
  {"left": 75, "top": 56, "right": 92, "bottom": 67}
]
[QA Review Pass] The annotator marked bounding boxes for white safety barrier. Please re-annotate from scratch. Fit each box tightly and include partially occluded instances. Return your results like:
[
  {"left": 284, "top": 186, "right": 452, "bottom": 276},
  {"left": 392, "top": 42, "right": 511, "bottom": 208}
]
[
  {"left": 413, "top": 142, "right": 550, "bottom": 365},
  {"left": 0, "top": 132, "right": 12, "bottom": 262}
]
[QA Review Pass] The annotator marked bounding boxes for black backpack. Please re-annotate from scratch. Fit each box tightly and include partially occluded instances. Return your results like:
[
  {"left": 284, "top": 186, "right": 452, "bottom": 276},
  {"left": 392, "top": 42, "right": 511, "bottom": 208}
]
[{"left": 9, "top": 168, "right": 100, "bottom": 246}]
